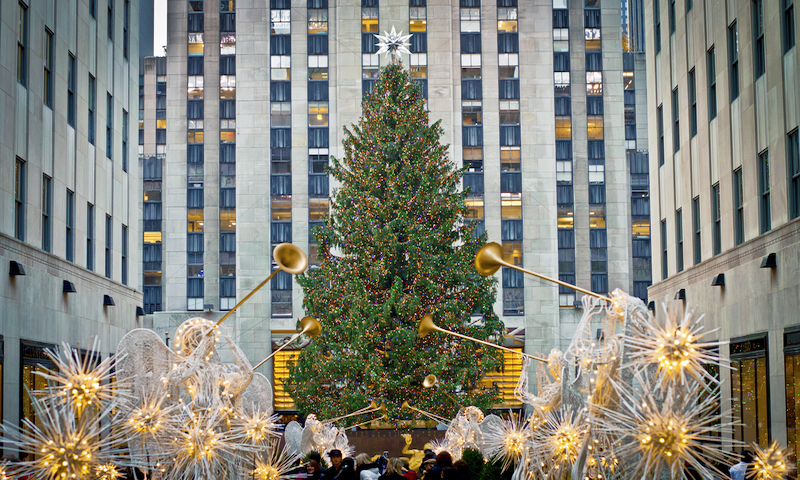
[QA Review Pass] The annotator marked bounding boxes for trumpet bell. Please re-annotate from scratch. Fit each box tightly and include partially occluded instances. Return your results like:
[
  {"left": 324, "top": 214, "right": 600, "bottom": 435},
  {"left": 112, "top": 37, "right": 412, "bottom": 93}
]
[
  {"left": 418, "top": 315, "right": 438, "bottom": 337},
  {"left": 299, "top": 316, "right": 322, "bottom": 338},
  {"left": 423, "top": 374, "right": 438, "bottom": 388},
  {"left": 273, "top": 243, "right": 309, "bottom": 275},
  {"left": 474, "top": 242, "right": 506, "bottom": 277},
  {"left": 401, "top": 401, "right": 411, "bottom": 411}
]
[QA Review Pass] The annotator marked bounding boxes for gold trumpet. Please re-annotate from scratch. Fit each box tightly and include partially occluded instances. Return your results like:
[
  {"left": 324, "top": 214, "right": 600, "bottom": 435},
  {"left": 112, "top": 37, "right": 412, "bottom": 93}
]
[
  {"left": 252, "top": 316, "right": 321, "bottom": 369},
  {"left": 401, "top": 401, "right": 451, "bottom": 425},
  {"left": 215, "top": 243, "right": 309, "bottom": 328},
  {"left": 345, "top": 413, "right": 388, "bottom": 430},
  {"left": 324, "top": 401, "right": 386, "bottom": 424},
  {"left": 422, "top": 375, "right": 462, "bottom": 407},
  {"left": 475, "top": 242, "right": 611, "bottom": 303},
  {"left": 418, "top": 314, "right": 548, "bottom": 363}
]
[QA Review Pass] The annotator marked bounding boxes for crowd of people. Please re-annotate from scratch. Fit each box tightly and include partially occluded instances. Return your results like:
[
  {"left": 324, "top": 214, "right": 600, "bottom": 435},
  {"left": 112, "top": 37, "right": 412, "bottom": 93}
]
[{"left": 290, "top": 449, "right": 470, "bottom": 480}]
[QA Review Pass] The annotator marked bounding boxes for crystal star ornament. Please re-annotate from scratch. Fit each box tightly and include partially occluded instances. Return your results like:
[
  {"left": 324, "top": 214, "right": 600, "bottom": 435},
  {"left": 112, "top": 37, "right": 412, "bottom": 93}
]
[{"left": 375, "top": 27, "right": 412, "bottom": 61}]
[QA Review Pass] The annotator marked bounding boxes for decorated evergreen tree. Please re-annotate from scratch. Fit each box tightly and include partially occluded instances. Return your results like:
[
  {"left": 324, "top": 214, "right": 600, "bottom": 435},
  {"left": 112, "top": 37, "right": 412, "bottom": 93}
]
[{"left": 285, "top": 58, "right": 505, "bottom": 425}]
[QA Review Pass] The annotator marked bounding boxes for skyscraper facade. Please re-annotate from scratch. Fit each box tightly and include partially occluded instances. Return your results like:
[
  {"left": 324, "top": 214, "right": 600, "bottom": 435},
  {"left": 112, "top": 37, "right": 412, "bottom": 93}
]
[
  {"left": 0, "top": 0, "right": 142, "bottom": 433},
  {"left": 646, "top": 0, "right": 800, "bottom": 458},
  {"left": 143, "top": 0, "right": 649, "bottom": 416}
]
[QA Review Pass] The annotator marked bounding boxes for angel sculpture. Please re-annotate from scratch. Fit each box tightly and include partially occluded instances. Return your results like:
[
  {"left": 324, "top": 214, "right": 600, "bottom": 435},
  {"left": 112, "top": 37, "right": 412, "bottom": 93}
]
[{"left": 284, "top": 414, "right": 355, "bottom": 467}]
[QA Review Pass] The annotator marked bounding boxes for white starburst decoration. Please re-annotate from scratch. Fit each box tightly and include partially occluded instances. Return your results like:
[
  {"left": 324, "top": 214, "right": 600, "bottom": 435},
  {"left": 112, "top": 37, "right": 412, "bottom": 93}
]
[{"left": 375, "top": 26, "right": 412, "bottom": 61}]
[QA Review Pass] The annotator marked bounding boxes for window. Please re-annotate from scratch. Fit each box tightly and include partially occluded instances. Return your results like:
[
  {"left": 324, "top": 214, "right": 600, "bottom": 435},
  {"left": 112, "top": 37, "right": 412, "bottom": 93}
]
[
  {"left": 188, "top": 33, "right": 204, "bottom": 56},
  {"left": 43, "top": 29, "right": 53, "bottom": 107},
  {"left": 220, "top": 33, "right": 236, "bottom": 55},
  {"left": 785, "top": 328, "right": 800, "bottom": 467},
  {"left": 91, "top": 0, "right": 97, "bottom": 17},
  {"left": 790, "top": 130, "right": 800, "bottom": 219},
  {"left": 688, "top": 69, "right": 697, "bottom": 137},
  {"left": 755, "top": 150, "right": 770, "bottom": 233},
  {"left": 707, "top": 47, "right": 717, "bottom": 119},
  {"left": 555, "top": 116, "right": 571, "bottom": 139},
  {"left": 105, "top": 215, "right": 113, "bottom": 278},
  {"left": 272, "top": 196, "right": 292, "bottom": 222},
  {"left": 68, "top": 54, "right": 76, "bottom": 127},
  {"left": 730, "top": 336, "right": 770, "bottom": 451},
  {"left": 671, "top": 88, "right": 680, "bottom": 152},
  {"left": 661, "top": 219, "right": 668, "bottom": 280},
  {"left": 17, "top": 3, "right": 28, "bottom": 86},
  {"left": 556, "top": 160, "right": 572, "bottom": 184},
  {"left": 15, "top": 158, "right": 26, "bottom": 241},
  {"left": 106, "top": 94, "right": 113, "bottom": 159},
  {"left": 587, "top": 115, "right": 603, "bottom": 140},
  {"left": 498, "top": 7, "right": 517, "bottom": 32},
  {"left": 87, "top": 203, "right": 94, "bottom": 271},
  {"left": 654, "top": 0, "right": 661, "bottom": 53},
  {"left": 121, "top": 225, "right": 128, "bottom": 285},
  {"left": 108, "top": 0, "right": 114, "bottom": 40},
  {"left": 553, "top": 28, "right": 569, "bottom": 52},
  {"left": 554, "top": 72, "right": 570, "bottom": 95},
  {"left": 585, "top": 28, "right": 601, "bottom": 51},
  {"left": 41, "top": 175, "right": 52, "bottom": 252},
  {"left": 501, "top": 147, "right": 520, "bottom": 172},
  {"left": 589, "top": 162, "right": 604, "bottom": 184},
  {"left": 669, "top": 0, "right": 676, "bottom": 34},
  {"left": 675, "top": 209, "right": 683, "bottom": 272},
  {"left": 66, "top": 190, "right": 75, "bottom": 262},
  {"left": 188, "top": 208, "right": 203, "bottom": 232},
  {"left": 590, "top": 204, "right": 606, "bottom": 229},
  {"left": 728, "top": 22, "right": 739, "bottom": 101},
  {"left": 784, "top": 0, "right": 796, "bottom": 53},
  {"left": 657, "top": 105, "right": 665, "bottom": 166},
  {"left": 687, "top": 0, "right": 693, "bottom": 11},
  {"left": 88, "top": 75, "right": 96, "bottom": 145},
  {"left": 733, "top": 167, "right": 744, "bottom": 245},
  {"left": 692, "top": 197, "right": 701, "bottom": 265},
  {"left": 271, "top": 55, "right": 290, "bottom": 81},
  {"left": 558, "top": 205, "right": 574, "bottom": 229},
  {"left": 501, "top": 193, "right": 522, "bottom": 219},
  {"left": 465, "top": 196, "right": 484, "bottom": 220},
  {"left": 462, "top": 101, "right": 482, "bottom": 125},
  {"left": 752, "top": 0, "right": 765, "bottom": 79},
  {"left": 712, "top": 183, "right": 721, "bottom": 255},
  {"left": 122, "top": 110, "right": 128, "bottom": 172},
  {"left": 460, "top": 8, "right": 480, "bottom": 32},
  {"left": 362, "top": 7, "right": 379, "bottom": 32},
  {"left": 309, "top": 9, "right": 328, "bottom": 34},
  {"left": 309, "top": 102, "right": 328, "bottom": 126},
  {"left": 586, "top": 71, "right": 602, "bottom": 95},
  {"left": 221, "top": 0, "right": 234, "bottom": 11}
]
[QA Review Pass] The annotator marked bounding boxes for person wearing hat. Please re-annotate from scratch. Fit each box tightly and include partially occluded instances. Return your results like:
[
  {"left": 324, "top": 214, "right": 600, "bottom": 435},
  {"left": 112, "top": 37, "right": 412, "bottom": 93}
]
[
  {"left": 323, "top": 450, "right": 345, "bottom": 479},
  {"left": 420, "top": 459, "right": 436, "bottom": 479}
]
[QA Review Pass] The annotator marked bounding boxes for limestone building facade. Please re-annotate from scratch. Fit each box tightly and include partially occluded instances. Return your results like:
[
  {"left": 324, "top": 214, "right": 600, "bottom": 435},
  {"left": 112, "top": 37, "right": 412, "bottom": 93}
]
[
  {"left": 0, "top": 0, "right": 143, "bottom": 434},
  {"left": 142, "top": 0, "right": 651, "bottom": 415},
  {"left": 645, "top": 0, "right": 800, "bottom": 459}
]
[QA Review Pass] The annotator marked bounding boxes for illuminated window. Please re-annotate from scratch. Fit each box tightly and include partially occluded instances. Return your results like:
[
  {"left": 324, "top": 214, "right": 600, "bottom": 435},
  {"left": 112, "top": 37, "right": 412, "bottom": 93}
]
[
  {"left": 501, "top": 147, "right": 520, "bottom": 172},
  {"left": 590, "top": 205, "right": 606, "bottom": 229},
  {"left": 220, "top": 75, "right": 236, "bottom": 97},
  {"left": 188, "top": 33, "right": 204, "bottom": 56},
  {"left": 555, "top": 116, "right": 571, "bottom": 139},
  {"left": 410, "top": 6, "right": 426, "bottom": 32},
  {"left": 362, "top": 7, "right": 379, "bottom": 32},
  {"left": 463, "top": 147, "right": 483, "bottom": 172},
  {"left": 188, "top": 208, "right": 203, "bottom": 232},
  {"left": 465, "top": 196, "right": 484, "bottom": 219},
  {"left": 587, "top": 115, "right": 604, "bottom": 140},
  {"left": 308, "top": 9, "right": 328, "bottom": 35},
  {"left": 558, "top": 205, "right": 574, "bottom": 229},
  {"left": 143, "top": 231, "right": 162, "bottom": 244},
  {"left": 309, "top": 102, "right": 329, "bottom": 126},
  {"left": 187, "top": 130, "right": 204, "bottom": 144},
  {"left": 586, "top": 71, "right": 603, "bottom": 95},
  {"left": 497, "top": 7, "right": 517, "bottom": 32},
  {"left": 554, "top": 72, "right": 570, "bottom": 95},
  {"left": 585, "top": 28, "right": 601, "bottom": 50},
  {"left": 273, "top": 349, "right": 299, "bottom": 410},
  {"left": 22, "top": 342, "right": 56, "bottom": 443},
  {"left": 632, "top": 219, "right": 650, "bottom": 238},
  {"left": 731, "top": 336, "right": 770, "bottom": 451},
  {"left": 271, "top": 9, "right": 290, "bottom": 35},
  {"left": 462, "top": 101, "right": 482, "bottom": 125},
  {"left": 220, "top": 209, "right": 235, "bottom": 231},
  {"left": 220, "top": 130, "right": 235, "bottom": 143},
  {"left": 271, "top": 55, "right": 290, "bottom": 81},
  {"left": 220, "top": 33, "right": 235, "bottom": 55},
  {"left": 188, "top": 75, "right": 204, "bottom": 99},
  {"left": 478, "top": 348, "right": 523, "bottom": 407},
  {"left": 309, "top": 55, "right": 328, "bottom": 80},
  {"left": 271, "top": 196, "right": 292, "bottom": 221},
  {"left": 501, "top": 193, "right": 522, "bottom": 219},
  {"left": 556, "top": 160, "right": 572, "bottom": 184},
  {"left": 309, "top": 198, "right": 329, "bottom": 221},
  {"left": 785, "top": 329, "right": 800, "bottom": 466}
]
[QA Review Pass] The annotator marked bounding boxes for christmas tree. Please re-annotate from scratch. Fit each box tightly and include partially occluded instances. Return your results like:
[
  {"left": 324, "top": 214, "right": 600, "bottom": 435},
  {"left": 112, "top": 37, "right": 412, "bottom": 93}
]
[{"left": 285, "top": 59, "right": 505, "bottom": 425}]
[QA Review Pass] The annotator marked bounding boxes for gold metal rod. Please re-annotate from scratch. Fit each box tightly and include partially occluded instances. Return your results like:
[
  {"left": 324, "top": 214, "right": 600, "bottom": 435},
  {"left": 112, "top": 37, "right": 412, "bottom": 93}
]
[
  {"left": 507, "top": 263, "right": 612, "bottom": 303},
  {"left": 436, "top": 327, "right": 549, "bottom": 363},
  {"left": 344, "top": 416, "right": 385, "bottom": 430},
  {"left": 215, "top": 268, "right": 281, "bottom": 327},
  {"left": 405, "top": 405, "right": 451, "bottom": 425},
  {"left": 325, "top": 406, "right": 381, "bottom": 424},
  {"left": 252, "top": 331, "right": 302, "bottom": 370}
]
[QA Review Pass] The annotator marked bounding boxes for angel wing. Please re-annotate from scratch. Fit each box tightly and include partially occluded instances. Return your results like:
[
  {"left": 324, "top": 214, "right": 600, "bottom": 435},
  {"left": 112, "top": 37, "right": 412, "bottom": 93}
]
[
  {"left": 284, "top": 421, "right": 304, "bottom": 457},
  {"left": 116, "top": 328, "right": 180, "bottom": 403},
  {"left": 236, "top": 372, "right": 273, "bottom": 416}
]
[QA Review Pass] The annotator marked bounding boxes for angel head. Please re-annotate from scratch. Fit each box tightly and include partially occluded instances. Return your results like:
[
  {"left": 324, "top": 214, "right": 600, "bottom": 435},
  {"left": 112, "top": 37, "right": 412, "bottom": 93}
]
[{"left": 174, "top": 318, "right": 221, "bottom": 359}]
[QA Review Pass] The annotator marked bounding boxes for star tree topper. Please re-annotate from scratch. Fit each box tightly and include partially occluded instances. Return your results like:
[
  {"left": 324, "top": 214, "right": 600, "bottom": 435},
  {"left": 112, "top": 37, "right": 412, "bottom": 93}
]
[{"left": 375, "top": 26, "right": 412, "bottom": 61}]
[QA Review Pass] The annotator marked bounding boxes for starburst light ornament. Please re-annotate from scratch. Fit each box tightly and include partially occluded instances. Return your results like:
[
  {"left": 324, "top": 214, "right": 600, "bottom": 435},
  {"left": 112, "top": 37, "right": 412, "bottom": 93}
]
[
  {"left": 94, "top": 463, "right": 124, "bottom": 480},
  {"left": 251, "top": 442, "right": 300, "bottom": 480},
  {"left": 0, "top": 460, "right": 13, "bottom": 480},
  {"left": 374, "top": 26, "right": 412, "bottom": 61},
  {"left": 481, "top": 413, "right": 532, "bottom": 473},
  {"left": 749, "top": 441, "right": 794, "bottom": 480}
]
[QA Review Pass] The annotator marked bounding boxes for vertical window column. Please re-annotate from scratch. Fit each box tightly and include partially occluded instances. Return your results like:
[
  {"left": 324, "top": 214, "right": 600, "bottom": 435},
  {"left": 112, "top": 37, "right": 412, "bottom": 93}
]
[
  {"left": 271, "top": 0, "right": 292, "bottom": 317},
  {"left": 730, "top": 336, "right": 770, "bottom": 451},
  {"left": 41, "top": 175, "right": 52, "bottom": 252},
  {"left": 675, "top": 209, "right": 683, "bottom": 272},
  {"left": 44, "top": 29, "right": 53, "bottom": 108},
  {"left": 461, "top": 2, "right": 484, "bottom": 241},
  {"left": 758, "top": 150, "right": 770, "bottom": 233},
  {"left": 15, "top": 158, "right": 26, "bottom": 241},
  {"left": 409, "top": 1, "right": 427, "bottom": 98},
  {"left": 105, "top": 215, "right": 112, "bottom": 279},
  {"left": 187, "top": 4, "right": 205, "bottom": 311},
  {"left": 87, "top": 203, "right": 94, "bottom": 271},
  {"left": 692, "top": 196, "right": 700, "bottom": 265},
  {"left": 66, "top": 190, "right": 75, "bottom": 262},
  {"left": 362, "top": 1, "right": 379, "bottom": 95},
  {"left": 220, "top": 2, "right": 237, "bottom": 311},
  {"left": 788, "top": 130, "right": 800, "bottom": 220},
  {"left": 712, "top": 183, "right": 721, "bottom": 255},
  {"left": 554, "top": 4, "right": 575, "bottom": 306},
  {"left": 733, "top": 166, "right": 744, "bottom": 245},
  {"left": 309, "top": 0, "right": 330, "bottom": 266}
]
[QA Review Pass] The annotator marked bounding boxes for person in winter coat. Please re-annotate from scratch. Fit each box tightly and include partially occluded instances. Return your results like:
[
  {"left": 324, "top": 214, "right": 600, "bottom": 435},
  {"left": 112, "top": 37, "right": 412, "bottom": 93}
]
[
  {"left": 424, "top": 452, "right": 453, "bottom": 480},
  {"left": 355, "top": 453, "right": 381, "bottom": 480},
  {"left": 378, "top": 458, "right": 407, "bottom": 480}
]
